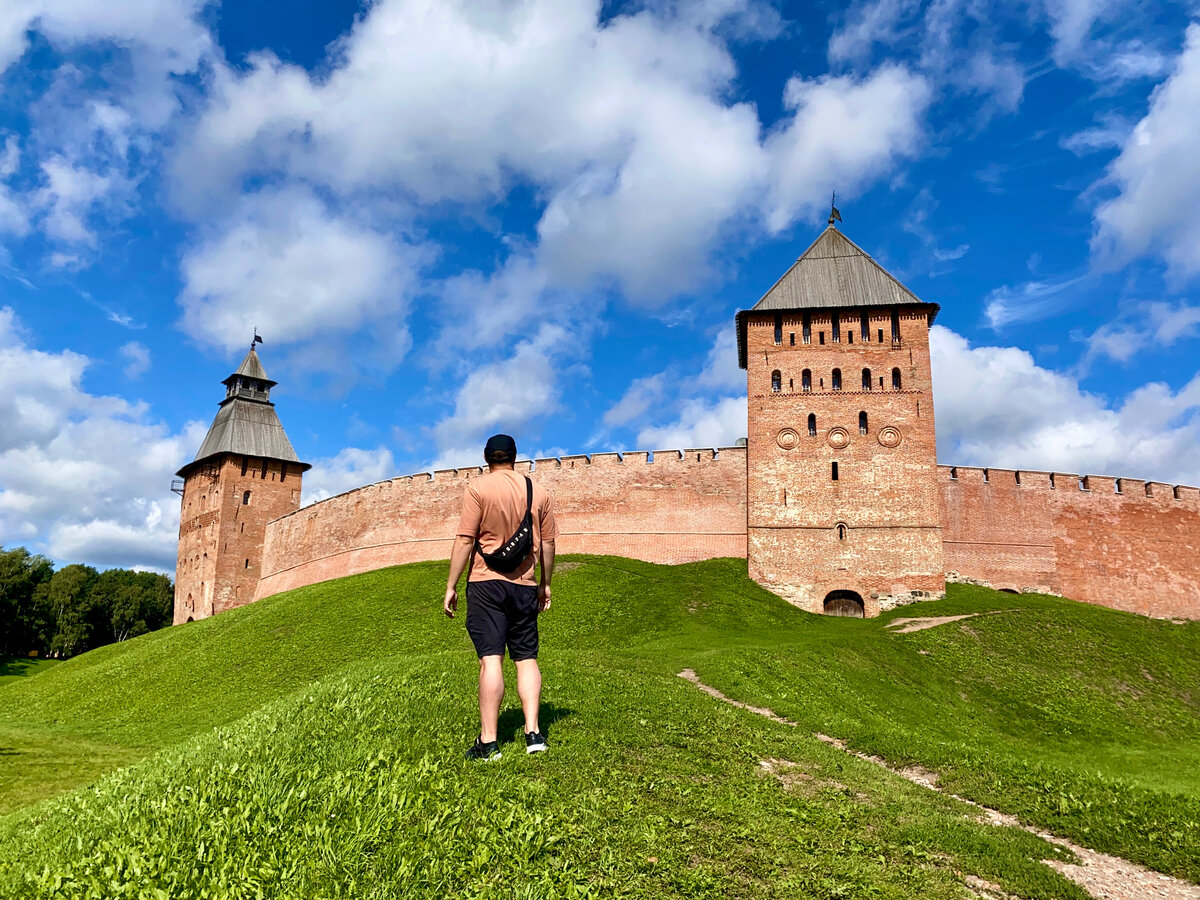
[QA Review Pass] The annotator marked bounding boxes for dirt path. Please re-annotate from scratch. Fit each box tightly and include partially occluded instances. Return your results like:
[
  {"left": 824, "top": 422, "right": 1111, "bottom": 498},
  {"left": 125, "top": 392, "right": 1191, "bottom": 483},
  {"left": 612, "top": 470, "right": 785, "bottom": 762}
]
[
  {"left": 886, "top": 613, "right": 982, "bottom": 633},
  {"left": 677, "top": 669, "right": 1200, "bottom": 900}
]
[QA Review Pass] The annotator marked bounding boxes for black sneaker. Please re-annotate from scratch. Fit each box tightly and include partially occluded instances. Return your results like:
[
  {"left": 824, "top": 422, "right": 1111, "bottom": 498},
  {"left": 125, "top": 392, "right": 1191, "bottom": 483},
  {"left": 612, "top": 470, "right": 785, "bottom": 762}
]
[
  {"left": 465, "top": 737, "right": 502, "bottom": 762},
  {"left": 525, "top": 731, "right": 548, "bottom": 754}
]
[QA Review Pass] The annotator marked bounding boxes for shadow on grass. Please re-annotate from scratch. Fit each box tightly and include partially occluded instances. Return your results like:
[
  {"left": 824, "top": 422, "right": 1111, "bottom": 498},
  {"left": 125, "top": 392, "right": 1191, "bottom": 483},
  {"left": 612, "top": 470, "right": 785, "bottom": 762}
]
[
  {"left": 498, "top": 703, "right": 574, "bottom": 744},
  {"left": 0, "top": 658, "right": 43, "bottom": 679}
]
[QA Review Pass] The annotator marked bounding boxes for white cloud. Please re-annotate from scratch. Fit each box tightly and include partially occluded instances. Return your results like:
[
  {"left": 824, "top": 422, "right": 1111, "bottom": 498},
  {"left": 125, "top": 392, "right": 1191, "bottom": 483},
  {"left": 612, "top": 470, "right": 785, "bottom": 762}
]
[
  {"left": 603, "top": 375, "right": 668, "bottom": 429},
  {"left": 636, "top": 396, "right": 747, "bottom": 450},
  {"left": 0, "top": 307, "right": 204, "bottom": 571},
  {"left": 982, "top": 274, "right": 1086, "bottom": 328},
  {"left": 429, "top": 325, "right": 572, "bottom": 470},
  {"left": 1061, "top": 113, "right": 1132, "bottom": 155},
  {"left": 931, "top": 324, "right": 1200, "bottom": 484},
  {"left": 179, "top": 186, "right": 425, "bottom": 359},
  {"left": 119, "top": 341, "right": 150, "bottom": 378},
  {"left": 34, "top": 155, "right": 112, "bottom": 246},
  {"left": 302, "top": 446, "right": 397, "bottom": 506},
  {"left": 764, "top": 65, "right": 929, "bottom": 232},
  {"left": 1081, "top": 301, "right": 1200, "bottom": 368},
  {"left": 1092, "top": 24, "right": 1200, "bottom": 279}
]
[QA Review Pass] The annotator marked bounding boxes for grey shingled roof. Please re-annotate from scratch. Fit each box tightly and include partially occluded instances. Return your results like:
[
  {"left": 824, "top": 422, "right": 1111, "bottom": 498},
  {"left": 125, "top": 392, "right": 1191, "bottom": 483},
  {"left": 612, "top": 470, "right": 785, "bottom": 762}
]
[
  {"left": 177, "top": 349, "right": 309, "bottom": 476},
  {"left": 226, "top": 347, "right": 273, "bottom": 385},
  {"left": 737, "top": 226, "right": 939, "bottom": 368}
]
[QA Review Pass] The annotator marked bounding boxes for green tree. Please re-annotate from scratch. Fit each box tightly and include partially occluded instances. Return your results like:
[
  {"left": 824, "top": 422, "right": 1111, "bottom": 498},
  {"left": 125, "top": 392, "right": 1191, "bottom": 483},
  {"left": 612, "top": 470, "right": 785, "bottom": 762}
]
[
  {"left": 0, "top": 547, "right": 55, "bottom": 657},
  {"left": 107, "top": 571, "right": 173, "bottom": 641},
  {"left": 45, "top": 564, "right": 99, "bottom": 658}
]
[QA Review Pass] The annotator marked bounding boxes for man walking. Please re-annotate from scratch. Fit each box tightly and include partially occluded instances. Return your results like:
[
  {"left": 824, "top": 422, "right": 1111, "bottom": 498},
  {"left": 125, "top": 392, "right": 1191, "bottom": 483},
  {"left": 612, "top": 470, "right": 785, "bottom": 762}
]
[{"left": 444, "top": 434, "right": 557, "bottom": 761}]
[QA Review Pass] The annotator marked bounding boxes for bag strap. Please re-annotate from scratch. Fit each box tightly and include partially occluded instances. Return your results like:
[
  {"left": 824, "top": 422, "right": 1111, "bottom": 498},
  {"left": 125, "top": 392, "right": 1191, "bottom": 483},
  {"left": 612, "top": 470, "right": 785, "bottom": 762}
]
[{"left": 523, "top": 475, "right": 533, "bottom": 519}]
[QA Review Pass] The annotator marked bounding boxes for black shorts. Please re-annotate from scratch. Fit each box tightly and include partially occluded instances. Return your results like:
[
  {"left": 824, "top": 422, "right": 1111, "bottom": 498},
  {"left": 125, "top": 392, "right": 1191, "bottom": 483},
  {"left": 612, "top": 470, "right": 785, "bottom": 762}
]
[{"left": 465, "top": 580, "right": 540, "bottom": 661}]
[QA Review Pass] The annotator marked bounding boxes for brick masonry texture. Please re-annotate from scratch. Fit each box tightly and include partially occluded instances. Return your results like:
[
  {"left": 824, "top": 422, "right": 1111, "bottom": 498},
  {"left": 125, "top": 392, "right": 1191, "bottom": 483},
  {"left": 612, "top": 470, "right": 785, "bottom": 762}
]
[
  {"left": 253, "top": 449, "right": 748, "bottom": 601},
  {"left": 174, "top": 455, "right": 303, "bottom": 624}
]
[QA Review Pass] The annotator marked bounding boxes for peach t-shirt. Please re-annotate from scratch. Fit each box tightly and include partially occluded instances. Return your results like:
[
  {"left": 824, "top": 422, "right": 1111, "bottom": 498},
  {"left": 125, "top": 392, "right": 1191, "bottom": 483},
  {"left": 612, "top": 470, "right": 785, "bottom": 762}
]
[{"left": 456, "top": 469, "right": 558, "bottom": 585}]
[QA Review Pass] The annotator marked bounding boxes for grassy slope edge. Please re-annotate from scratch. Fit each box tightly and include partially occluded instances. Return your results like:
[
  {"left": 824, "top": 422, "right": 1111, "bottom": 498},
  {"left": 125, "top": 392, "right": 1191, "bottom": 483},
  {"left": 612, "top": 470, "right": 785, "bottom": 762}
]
[{"left": 0, "top": 556, "right": 1197, "bottom": 897}]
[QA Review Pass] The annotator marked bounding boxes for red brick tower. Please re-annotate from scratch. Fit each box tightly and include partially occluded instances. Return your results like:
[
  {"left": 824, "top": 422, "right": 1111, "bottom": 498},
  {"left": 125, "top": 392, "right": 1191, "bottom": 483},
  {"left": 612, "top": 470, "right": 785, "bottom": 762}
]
[
  {"left": 736, "top": 224, "right": 944, "bottom": 617},
  {"left": 173, "top": 342, "right": 310, "bottom": 624}
]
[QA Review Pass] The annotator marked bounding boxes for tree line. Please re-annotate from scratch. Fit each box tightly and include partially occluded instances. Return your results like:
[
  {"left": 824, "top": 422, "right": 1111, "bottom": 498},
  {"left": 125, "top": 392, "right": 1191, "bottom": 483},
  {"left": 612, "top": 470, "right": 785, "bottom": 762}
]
[{"left": 0, "top": 547, "right": 173, "bottom": 659}]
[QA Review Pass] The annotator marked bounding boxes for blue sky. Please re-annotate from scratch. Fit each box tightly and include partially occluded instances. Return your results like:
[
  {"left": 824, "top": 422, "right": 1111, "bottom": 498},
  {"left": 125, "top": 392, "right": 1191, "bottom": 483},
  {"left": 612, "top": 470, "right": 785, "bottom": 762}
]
[{"left": 1, "top": 0, "right": 1199, "bottom": 572}]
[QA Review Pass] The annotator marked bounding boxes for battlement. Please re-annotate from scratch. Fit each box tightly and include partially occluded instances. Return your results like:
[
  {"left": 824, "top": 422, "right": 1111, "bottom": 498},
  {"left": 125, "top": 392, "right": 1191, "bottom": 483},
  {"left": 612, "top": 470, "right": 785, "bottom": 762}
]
[
  {"left": 272, "top": 446, "right": 748, "bottom": 525},
  {"left": 940, "top": 465, "right": 1200, "bottom": 507}
]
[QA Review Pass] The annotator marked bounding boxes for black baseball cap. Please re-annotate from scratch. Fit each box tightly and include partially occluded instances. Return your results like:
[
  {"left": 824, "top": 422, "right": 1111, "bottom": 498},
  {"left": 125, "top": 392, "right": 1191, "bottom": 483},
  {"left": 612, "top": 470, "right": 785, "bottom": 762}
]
[{"left": 484, "top": 433, "right": 517, "bottom": 457}]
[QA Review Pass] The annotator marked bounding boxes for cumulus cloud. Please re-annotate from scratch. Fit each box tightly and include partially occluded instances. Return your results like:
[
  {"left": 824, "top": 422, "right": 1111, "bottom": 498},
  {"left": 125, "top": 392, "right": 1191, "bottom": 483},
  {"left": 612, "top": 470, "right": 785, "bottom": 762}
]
[
  {"left": 0, "top": 308, "right": 204, "bottom": 571},
  {"left": 429, "top": 325, "right": 573, "bottom": 470},
  {"left": 302, "top": 446, "right": 397, "bottom": 506},
  {"left": 1081, "top": 301, "right": 1200, "bottom": 368},
  {"left": 636, "top": 396, "right": 748, "bottom": 450},
  {"left": 764, "top": 65, "right": 929, "bottom": 232},
  {"left": 931, "top": 324, "right": 1200, "bottom": 484},
  {"left": 179, "top": 186, "right": 425, "bottom": 360},
  {"left": 119, "top": 341, "right": 150, "bottom": 378},
  {"left": 1092, "top": 24, "right": 1200, "bottom": 280}
]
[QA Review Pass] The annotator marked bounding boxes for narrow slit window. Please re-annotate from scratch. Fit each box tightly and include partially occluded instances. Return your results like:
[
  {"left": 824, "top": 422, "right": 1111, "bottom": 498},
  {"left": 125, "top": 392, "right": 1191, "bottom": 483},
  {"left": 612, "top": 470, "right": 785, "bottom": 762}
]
[
  {"left": 774, "top": 314, "right": 783, "bottom": 345},
  {"left": 280, "top": 463, "right": 288, "bottom": 483},
  {"left": 983, "top": 468, "right": 990, "bottom": 483},
  {"left": 803, "top": 314, "right": 811, "bottom": 344},
  {"left": 789, "top": 378, "right": 794, "bottom": 391},
  {"left": 244, "top": 559, "right": 250, "bottom": 569},
  {"left": 831, "top": 368, "right": 842, "bottom": 391},
  {"left": 832, "top": 313, "right": 840, "bottom": 343},
  {"left": 859, "top": 411, "right": 868, "bottom": 435},
  {"left": 819, "top": 331, "right": 825, "bottom": 345},
  {"left": 877, "top": 328, "right": 884, "bottom": 343},
  {"left": 890, "top": 309, "right": 901, "bottom": 342},
  {"left": 1050, "top": 473, "right": 1056, "bottom": 489},
  {"left": 1015, "top": 471, "right": 1022, "bottom": 486},
  {"left": 240, "top": 457, "right": 248, "bottom": 476},
  {"left": 892, "top": 367, "right": 902, "bottom": 389},
  {"left": 862, "top": 368, "right": 872, "bottom": 390},
  {"left": 847, "top": 331, "right": 853, "bottom": 344},
  {"left": 1114, "top": 479, "right": 1122, "bottom": 494},
  {"left": 808, "top": 413, "right": 816, "bottom": 437},
  {"left": 1145, "top": 483, "right": 1153, "bottom": 497},
  {"left": 771, "top": 370, "right": 781, "bottom": 393},
  {"left": 1174, "top": 486, "right": 1182, "bottom": 500},
  {"left": 831, "top": 461, "right": 839, "bottom": 481},
  {"left": 861, "top": 312, "right": 870, "bottom": 341},
  {"left": 950, "top": 467, "right": 957, "bottom": 479},
  {"left": 802, "top": 369, "right": 812, "bottom": 393},
  {"left": 837, "top": 524, "right": 846, "bottom": 540},
  {"left": 789, "top": 332, "right": 795, "bottom": 346},
  {"left": 261, "top": 459, "right": 268, "bottom": 479},
  {"left": 242, "top": 490, "right": 251, "bottom": 505}
]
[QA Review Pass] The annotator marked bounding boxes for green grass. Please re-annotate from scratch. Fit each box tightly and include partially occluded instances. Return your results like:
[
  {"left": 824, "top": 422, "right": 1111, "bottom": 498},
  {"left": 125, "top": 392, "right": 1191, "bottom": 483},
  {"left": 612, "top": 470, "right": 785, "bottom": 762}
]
[
  {"left": 0, "top": 658, "right": 59, "bottom": 687},
  {"left": 0, "top": 556, "right": 1197, "bottom": 898}
]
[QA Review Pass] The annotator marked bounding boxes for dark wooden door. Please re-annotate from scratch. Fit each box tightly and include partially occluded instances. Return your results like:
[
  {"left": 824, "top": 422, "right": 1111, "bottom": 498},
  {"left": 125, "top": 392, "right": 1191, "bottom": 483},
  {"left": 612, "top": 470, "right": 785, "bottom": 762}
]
[{"left": 823, "top": 592, "right": 864, "bottom": 618}]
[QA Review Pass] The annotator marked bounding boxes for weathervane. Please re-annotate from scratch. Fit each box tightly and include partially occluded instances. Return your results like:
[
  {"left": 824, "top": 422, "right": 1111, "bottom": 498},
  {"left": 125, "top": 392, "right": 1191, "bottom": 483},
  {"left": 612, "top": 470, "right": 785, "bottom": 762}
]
[
  {"left": 251, "top": 328, "right": 263, "bottom": 351},
  {"left": 828, "top": 192, "right": 842, "bottom": 226}
]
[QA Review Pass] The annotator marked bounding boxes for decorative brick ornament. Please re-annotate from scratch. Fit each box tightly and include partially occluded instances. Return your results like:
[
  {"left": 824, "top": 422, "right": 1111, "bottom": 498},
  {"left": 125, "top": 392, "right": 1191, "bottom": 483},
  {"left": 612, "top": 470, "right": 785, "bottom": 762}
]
[
  {"left": 776, "top": 428, "right": 799, "bottom": 450},
  {"left": 878, "top": 426, "right": 902, "bottom": 448},
  {"left": 827, "top": 427, "right": 850, "bottom": 449}
]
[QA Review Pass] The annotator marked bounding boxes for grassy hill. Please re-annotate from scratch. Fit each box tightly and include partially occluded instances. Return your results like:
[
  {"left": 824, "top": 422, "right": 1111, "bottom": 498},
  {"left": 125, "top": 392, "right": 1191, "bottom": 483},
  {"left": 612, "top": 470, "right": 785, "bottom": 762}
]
[{"left": 0, "top": 557, "right": 1198, "bottom": 898}]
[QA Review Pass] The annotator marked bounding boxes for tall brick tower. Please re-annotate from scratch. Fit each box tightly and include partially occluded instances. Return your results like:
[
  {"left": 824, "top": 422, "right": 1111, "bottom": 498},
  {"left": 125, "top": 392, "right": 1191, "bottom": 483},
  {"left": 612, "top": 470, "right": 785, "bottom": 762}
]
[
  {"left": 736, "top": 223, "right": 944, "bottom": 617},
  {"left": 173, "top": 342, "right": 310, "bottom": 624}
]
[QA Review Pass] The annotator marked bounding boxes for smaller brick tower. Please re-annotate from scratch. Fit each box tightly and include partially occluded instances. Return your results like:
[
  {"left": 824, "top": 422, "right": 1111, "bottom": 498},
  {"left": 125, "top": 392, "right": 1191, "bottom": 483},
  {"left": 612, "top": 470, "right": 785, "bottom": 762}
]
[
  {"left": 737, "top": 223, "right": 945, "bottom": 617},
  {"left": 173, "top": 342, "right": 310, "bottom": 624}
]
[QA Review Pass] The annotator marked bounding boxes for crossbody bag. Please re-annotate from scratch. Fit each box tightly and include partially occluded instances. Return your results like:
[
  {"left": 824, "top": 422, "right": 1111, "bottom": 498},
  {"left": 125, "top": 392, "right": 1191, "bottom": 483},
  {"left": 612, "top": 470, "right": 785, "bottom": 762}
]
[{"left": 477, "top": 476, "right": 534, "bottom": 573}]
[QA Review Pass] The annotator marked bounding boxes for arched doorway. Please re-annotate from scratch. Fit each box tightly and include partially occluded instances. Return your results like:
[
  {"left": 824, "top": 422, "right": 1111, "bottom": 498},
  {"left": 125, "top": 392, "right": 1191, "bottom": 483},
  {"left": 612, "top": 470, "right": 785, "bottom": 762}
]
[
  {"left": 186, "top": 617, "right": 194, "bottom": 623},
  {"left": 823, "top": 590, "right": 865, "bottom": 618}
]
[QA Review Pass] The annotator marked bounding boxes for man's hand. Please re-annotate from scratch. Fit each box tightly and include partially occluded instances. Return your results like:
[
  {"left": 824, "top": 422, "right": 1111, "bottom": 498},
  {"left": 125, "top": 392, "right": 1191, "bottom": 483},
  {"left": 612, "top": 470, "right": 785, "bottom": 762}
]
[
  {"left": 444, "top": 586, "right": 458, "bottom": 618},
  {"left": 537, "top": 583, "right": 552, "bottom": 612}
]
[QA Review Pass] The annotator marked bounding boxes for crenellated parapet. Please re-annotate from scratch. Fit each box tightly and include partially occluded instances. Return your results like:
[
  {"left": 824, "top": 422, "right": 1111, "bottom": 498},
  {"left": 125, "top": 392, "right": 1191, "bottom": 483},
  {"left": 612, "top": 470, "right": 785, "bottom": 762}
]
[{"left": 255, "top": 447, "right": 749, "bottom": 601}]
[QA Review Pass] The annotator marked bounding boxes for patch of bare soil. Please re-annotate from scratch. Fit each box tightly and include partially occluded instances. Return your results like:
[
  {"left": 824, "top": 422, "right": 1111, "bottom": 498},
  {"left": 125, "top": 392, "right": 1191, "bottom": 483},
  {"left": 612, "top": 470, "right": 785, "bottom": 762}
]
[
  {"left": 679, "top": 670, "right": 1200, "bottom": 900},
  {"left": 886, "top": 613, "right": 981, "bottom": 633}
]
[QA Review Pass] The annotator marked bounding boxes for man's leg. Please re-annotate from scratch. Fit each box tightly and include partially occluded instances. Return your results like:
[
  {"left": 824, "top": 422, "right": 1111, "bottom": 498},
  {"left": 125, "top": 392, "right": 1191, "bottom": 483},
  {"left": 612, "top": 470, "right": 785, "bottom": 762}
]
[
  {"left": 514, "top": 658, "right": 541, "bottom": 735},
  {"left": 478, "top": 654, "right": 505, "bottom": 743}
]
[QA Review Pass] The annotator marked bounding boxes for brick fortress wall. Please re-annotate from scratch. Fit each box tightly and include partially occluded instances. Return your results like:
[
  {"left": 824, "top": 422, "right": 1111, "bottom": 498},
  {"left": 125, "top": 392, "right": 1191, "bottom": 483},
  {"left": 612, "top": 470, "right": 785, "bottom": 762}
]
[
  {"left": 254, "top": 448, "right": 748, "bottom": 601},
  {"left": 939, "top": 466, "right": 1200, "bottom": 619}
]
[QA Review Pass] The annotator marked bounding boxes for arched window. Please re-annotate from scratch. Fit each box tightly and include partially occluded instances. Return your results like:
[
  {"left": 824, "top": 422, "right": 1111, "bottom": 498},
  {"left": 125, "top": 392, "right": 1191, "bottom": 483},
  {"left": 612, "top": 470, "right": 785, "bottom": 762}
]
[
  {"left": 771, "top": 370, "right": 781, "bottom": 393},
  {"left": 774, "top": 314, "right": 783, "bottom": 345},
  {"left": 861, "top": 368, "right": 872, "bottom": 390},
  {"left": 859, "top": 411, "right": 868, "bottom": 435},
  {"left": 242, "top": 490, "right": 251, "bottom": 506},
  {"left": 837, "top": 524, "right": 846, "bottom": 540},
  {"left": 831, "top": 368, "right": 842, "bottom": 391},
  {"left": 801, "top": 369, "right": 812, "bottom": 393},
  {"left": 860, "top": 312, "right": 869, "bottom": 341},
  {"left": 807, "top": 414, "right": 816, "bottom": 437},
  {"left": 892, "top": 367, "right": 902, "bottom": 390}
]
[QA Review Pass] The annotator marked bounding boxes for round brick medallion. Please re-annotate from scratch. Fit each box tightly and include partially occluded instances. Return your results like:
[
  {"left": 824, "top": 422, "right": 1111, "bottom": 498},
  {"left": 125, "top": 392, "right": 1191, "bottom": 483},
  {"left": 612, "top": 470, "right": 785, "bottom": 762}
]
[
  {"left": 776, "top": 428, "right": 799, "bottom": 450},
  {"left": 878, "top": 426, "right": 902, "bottom": 448},
  {"left": 827, "top": 427, "right": 850, "bottom": 449}
]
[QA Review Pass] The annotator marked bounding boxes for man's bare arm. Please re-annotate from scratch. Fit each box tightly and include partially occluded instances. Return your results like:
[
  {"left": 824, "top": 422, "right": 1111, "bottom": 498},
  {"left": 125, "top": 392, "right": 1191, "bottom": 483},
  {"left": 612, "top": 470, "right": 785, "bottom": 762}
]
[
  {"left": 538, "top": 539, "right": 555, "bottom": 611},
  {"left": 444, "top": 535, "right": 475, "bottom": 618}
]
